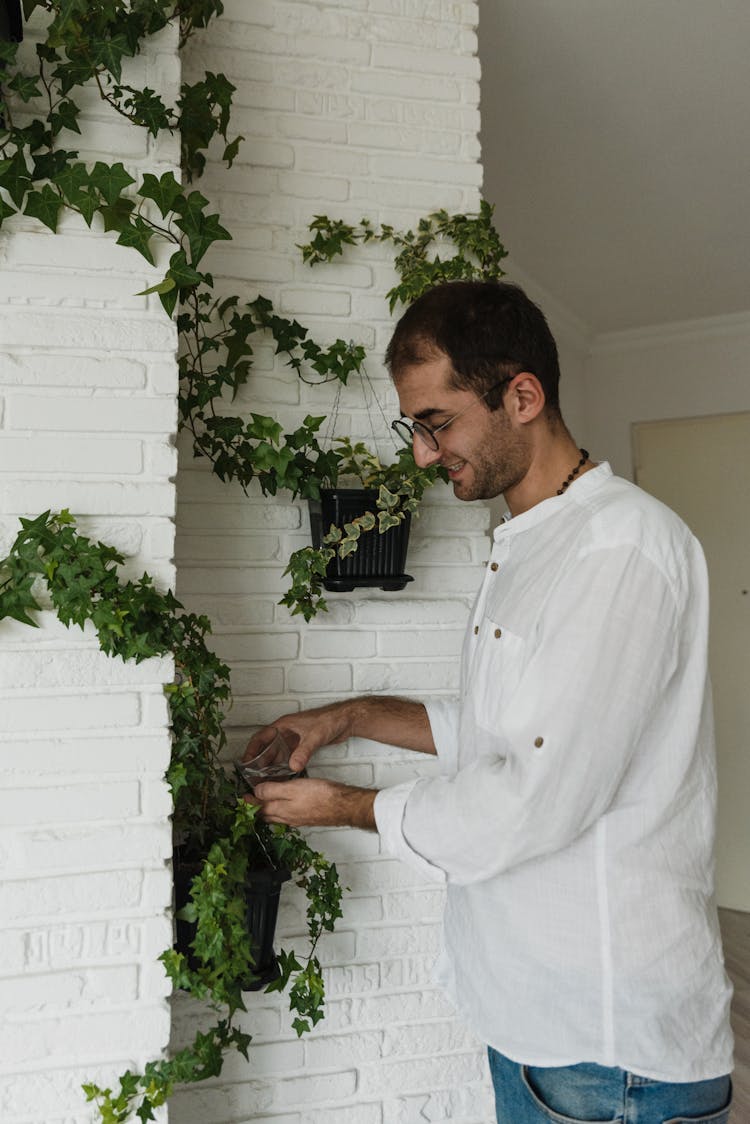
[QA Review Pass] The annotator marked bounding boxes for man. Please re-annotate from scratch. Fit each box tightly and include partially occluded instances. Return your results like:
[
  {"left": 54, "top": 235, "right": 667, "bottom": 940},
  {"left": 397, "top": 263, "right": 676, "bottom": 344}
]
[{"left": 245, "top": 281, "right": 734, "bottom": 1123}]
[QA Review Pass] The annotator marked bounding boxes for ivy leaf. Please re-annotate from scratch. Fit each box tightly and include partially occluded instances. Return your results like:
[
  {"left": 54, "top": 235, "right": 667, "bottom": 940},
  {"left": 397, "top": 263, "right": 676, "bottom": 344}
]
[
  {"left": 90, "top": 161, "right": 135, "bottom": 205},
  {"left": 32, "top": 148, "right": 75, "bottom": 182},
  {"left": 87, "top": 33, "right": 132, "bottom": 83},
  {"left": 1, "top": 152, "right": 32, "bottom": 208},
  {"left": 222, "top": 135, "right": 243, "bottom": 168},
  {"left": 99, "top": 195, "right": 135, "bottom": 233},
  {"left": 173, "top": 188, "right": 209, "bottom": 221},
  {"left": 53, "top": 59, "right": 94, "bottom": 96},
  {"left": 135, "top": 1097, "right": 156, "bottom": 1123},
  {"left": 175, "top": 208, "right": 231, "bottom": 268},
  {"left": 52, "top": 160, "right": 89, "bottom": 201},
  {"left": 23, "top": 185, "right": 63, "bottom": 232},
  {"left": 137, "top": 276, "right": 176, "bottom": 297},
  {"left": 204, "top": 71, "right": 235, "bottom": 135},
  {"left": 0, "top": 41, "right": 18, "bottom": 66},
  {"left": 115, "top": 217, "right": 156, "bottom": 264},
  {"left": 138, "top": 171, "right": 183, "bottom": 219},
  {"left": 378, "top": 511, "right": 402, "bottom": 532},
  {"left": 247, "top": 414, "right": 283, "bottom": 444},
  {"left": 53, "top": 163, "right": 100, "bottom": 227},
  {"left": 8, "top": 73, "right": 43, "bottom": 102},
  {"left": 74, "top": 191, "right": 103, "bottom": 227},
  {"left": 166, "top": 248, "right": 204, "bottom": 289},
  {"left": 49, "top": 98, "right": 81, "bottom": 135},
  {"left": 125, "top": 87, "right": 171, "bottom": 135},
  {"left": 159, "top": 286, "right": 179, "bottom": 318},
  {"left": 35, "top": 40, "right": 60, "bottom": 64}
]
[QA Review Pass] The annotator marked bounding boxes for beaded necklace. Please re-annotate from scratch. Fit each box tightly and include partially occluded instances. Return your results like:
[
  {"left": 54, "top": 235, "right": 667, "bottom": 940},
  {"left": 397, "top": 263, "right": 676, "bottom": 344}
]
[{"left": 556, "top": 448, "right": 589, "bottom": 495}]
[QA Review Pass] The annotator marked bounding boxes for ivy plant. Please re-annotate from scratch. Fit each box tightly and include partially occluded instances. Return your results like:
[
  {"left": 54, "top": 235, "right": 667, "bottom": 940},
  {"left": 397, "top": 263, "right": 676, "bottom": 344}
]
[
  {"left": 0, "top": 3, "right": 511, "bottom": 1120},
  {"left": 0, "top": 0, "right": 508, "bottom": 618},
  {"left": 0, "top": 509, "right": 343, "bottom": 1122}
]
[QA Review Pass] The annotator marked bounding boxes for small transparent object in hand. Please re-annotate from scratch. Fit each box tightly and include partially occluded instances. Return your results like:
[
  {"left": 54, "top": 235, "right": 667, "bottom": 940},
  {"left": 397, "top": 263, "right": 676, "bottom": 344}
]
[{"left": 236, "top": 727, "right": 301, "bottom": 785}]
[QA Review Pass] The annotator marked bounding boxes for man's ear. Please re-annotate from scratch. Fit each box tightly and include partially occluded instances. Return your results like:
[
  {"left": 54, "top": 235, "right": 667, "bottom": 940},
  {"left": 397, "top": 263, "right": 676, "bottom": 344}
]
[{"left": 505, "top": 372, "right": 546, "bottom": 423}]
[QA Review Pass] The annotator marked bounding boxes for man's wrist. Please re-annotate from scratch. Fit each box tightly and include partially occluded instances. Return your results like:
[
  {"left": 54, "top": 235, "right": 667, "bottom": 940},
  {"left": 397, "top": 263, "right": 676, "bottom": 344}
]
[{"left": 336, "top": 783, "right": 377, "bottom": 831}]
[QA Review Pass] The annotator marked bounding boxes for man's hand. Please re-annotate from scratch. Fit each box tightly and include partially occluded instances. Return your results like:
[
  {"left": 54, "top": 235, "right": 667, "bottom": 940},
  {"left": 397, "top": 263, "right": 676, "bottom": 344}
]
[
  {"left": 246, "top": 777, "right": 377, "bottom": 831},
  {"left": 242, "top": 701, "right": 355, "bottom": 774},
  {"left": 242, "top": 696, "right": 435, "bottom": 774}
]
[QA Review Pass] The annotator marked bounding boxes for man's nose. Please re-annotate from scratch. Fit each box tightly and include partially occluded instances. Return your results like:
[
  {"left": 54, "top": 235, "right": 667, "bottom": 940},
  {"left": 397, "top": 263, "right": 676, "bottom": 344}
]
[{"left": 412, "top": 435, "right": 442, "bottom": 469}]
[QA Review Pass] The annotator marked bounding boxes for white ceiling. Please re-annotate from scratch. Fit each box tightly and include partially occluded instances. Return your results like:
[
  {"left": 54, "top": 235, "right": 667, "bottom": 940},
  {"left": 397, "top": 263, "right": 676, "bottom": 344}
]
[{"left": 479, "top": 0, "right": 750, "bottom": 335}]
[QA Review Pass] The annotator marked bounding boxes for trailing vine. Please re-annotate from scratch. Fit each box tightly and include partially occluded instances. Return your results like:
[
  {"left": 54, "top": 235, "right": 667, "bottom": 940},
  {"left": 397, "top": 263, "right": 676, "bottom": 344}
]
[
  {"left": 299, "top": 201, "right": 507, "bottom": 311},
  {"left": 0, "top": 1, "right": 508, "bottom": 618},
  {"left": 0, "top": 509, "right": 343, "bottom": 1122}
]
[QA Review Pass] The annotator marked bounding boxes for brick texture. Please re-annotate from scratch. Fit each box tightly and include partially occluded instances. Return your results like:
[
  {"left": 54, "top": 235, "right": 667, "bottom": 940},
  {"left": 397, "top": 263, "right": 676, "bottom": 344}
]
[
  {"left": 0, "top": 11, "right": 178, "bottom": 1124},
  {"left": 1, "top": 1, "right": 498, "bottom": 1121},
  {"left": 173, "top": 1, "right": 495, "bottom": 1121}
]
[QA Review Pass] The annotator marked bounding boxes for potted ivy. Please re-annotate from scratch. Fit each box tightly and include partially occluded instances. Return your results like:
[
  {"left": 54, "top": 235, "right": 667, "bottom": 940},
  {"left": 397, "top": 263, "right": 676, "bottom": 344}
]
[
  {"left": 310, "top": 486, "right": 413, "bottom": 592},
  {"left": 306, "top": 440, "right": 436, "bottom": 593},
  {"left": 0, "top": 509, "right": 343, "bottom": 1122}
]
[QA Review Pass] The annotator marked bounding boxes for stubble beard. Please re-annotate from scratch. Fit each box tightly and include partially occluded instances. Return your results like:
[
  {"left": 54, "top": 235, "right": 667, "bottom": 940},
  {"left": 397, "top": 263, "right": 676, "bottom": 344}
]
[{"left": 451, "top": 419, "right": 530, "bottom": 502}]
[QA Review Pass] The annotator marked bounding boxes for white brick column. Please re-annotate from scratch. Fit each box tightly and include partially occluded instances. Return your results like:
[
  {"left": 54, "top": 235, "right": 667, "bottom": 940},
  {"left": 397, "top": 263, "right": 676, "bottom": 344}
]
[
  {"left": 0, "top": 21, "right": 179, "bottom": 1124},
  {"left": 173, "top": 2, "right": 496, "bottom": 1121}
]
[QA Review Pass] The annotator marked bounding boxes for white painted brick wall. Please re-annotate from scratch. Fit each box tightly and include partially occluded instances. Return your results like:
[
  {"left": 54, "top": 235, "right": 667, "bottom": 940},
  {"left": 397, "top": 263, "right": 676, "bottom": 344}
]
[
  {"left": 0, "top": 14, "right": 179, "bottom": 1124},
  {"left": 174, "top": 1, "right": 495, "bottom": 1121}
]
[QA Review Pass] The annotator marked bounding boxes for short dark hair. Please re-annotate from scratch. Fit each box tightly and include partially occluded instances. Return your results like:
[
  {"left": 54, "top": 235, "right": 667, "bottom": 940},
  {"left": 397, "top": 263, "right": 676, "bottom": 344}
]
[{"left": 385, "top": 280, "right": 561, "bottom": 414}]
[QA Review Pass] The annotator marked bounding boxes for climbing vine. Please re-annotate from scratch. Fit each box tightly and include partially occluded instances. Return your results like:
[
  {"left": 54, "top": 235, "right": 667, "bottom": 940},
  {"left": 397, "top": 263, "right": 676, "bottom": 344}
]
[
  {"left": 0, "top": 10, "right": 509, "bottom": 1115},
  {"left": 0, "top": 508, "right": 343, "bottom": 1122},
  {"left": 0, "top": 1, "right": 507, "bottom": 617}
]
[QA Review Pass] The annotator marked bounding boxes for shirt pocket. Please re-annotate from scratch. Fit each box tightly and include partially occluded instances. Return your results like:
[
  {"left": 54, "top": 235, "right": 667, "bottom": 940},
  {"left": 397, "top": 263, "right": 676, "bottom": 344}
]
[{"left": 468, "top": 617, "right": 526, "bottom": 732}]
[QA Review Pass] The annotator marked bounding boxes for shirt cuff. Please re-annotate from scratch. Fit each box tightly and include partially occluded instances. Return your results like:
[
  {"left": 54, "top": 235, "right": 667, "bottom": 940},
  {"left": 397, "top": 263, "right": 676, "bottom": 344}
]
[
  {"left": 374, "top": 782, "right": 447, "bottom": 883},
  {"left": 424, "top": 697, "right": 460, "bottom": 775}
]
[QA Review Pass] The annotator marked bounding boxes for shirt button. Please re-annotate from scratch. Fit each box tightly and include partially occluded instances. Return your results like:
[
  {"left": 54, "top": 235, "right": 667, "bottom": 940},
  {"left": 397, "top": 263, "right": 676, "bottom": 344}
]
[
  {"left": 490, "top": 562, "right": 499, "bottom": 572},
  {"left": 494, "top": 628, "right": 502, "bottom": 639},
  {"left": 534, "top": 737, "right": 544, "bottom": 748},
  {"left": 473, "top": 625, "right": 479, "bottom": 635}
]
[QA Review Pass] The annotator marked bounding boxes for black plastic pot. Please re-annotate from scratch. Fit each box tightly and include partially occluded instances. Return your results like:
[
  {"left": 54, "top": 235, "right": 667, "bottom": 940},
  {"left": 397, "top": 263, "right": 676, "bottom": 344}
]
[
  {"left": 308, "top": 488, "right": 414, "bottom": 592},
  {"left": 173, "top": 859, "right": 291, "bottom": 991},
  {"left": 1, "top": 1, "right": 22, "bottom": 42}
]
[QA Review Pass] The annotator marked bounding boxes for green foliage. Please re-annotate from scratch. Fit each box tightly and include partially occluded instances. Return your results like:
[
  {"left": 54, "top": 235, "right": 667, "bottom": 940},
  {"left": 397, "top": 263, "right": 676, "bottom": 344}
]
[
  {"left": 0, "top": 511, "right": 343, "bottom": 1122},
  {"left": 0, "top": 1, "right": 508, "bottom": 619},
  {"left": 280, "top": 442, "right": 447, "bottom": 621},
  {"left": 0, "top": 1, "right": 513, "bottom": 1119},
  {"left": 300, "top": 201, "right": 508, "bottom": 310}
]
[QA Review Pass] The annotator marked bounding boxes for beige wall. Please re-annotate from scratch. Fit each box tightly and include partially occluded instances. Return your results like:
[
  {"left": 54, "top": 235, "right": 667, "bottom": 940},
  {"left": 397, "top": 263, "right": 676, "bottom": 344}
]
[{"left": 582, "top": 312, "right": 750, "bottom": 476}]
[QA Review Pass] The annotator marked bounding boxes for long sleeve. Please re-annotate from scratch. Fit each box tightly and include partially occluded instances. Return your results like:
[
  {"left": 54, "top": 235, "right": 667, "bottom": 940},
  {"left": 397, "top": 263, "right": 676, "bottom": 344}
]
[{"left": 377, "top": 532, "right": 706, "bottom": 885}]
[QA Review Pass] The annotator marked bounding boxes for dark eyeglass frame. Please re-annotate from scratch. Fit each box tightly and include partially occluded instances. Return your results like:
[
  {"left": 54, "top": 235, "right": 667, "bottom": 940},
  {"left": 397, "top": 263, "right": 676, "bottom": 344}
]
[{"left": 391, "top": 378, "right": 512, "bottom": 451}]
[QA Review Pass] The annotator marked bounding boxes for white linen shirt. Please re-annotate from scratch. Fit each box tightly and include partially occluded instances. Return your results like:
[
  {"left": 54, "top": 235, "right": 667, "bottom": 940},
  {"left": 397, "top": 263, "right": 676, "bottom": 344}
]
[{"left": 374, "top": 463, "right": 734, "bottom": 1082}]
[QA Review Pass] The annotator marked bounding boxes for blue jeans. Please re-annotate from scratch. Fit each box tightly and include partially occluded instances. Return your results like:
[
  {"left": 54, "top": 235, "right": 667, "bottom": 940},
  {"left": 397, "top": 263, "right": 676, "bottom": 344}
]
[{"left": 487, "top": 1047, "right": 732, "bottom": 1123}]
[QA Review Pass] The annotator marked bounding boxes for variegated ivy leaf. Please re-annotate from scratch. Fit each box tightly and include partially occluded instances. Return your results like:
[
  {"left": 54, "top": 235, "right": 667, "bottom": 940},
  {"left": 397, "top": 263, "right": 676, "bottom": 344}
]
[
  {"left": 377, "top": 484, "right": 399, "bottom": 510},
  {"left": 378, "top": 510, "right": 402, "bottom": 532},
  {"left": 339, "top": 538, "right": 360, "bottom": 558}
]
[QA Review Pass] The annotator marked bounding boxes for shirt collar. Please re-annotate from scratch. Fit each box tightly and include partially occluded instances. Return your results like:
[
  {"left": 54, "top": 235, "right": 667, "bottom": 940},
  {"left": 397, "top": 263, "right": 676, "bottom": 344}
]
[{"left": 493, "top": 461, "right": 613, "bottom": 541}]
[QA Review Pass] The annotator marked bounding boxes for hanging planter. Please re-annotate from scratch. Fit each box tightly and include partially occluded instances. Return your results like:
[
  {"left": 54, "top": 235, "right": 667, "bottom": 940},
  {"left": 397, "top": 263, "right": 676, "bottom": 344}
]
[
  {"left": 174, "top": 853, "right": 292, "bottom": 991},
  {"left": 309, "top": 487, "right": 414, "bottom": 592}
]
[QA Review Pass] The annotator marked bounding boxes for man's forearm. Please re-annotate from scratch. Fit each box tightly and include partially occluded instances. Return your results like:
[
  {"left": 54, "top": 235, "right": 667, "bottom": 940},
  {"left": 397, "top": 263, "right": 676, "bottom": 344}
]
[
  {"left": 342, "top": 695, "right": 437, "bottom": 755},
  {"left": 250, "top": 778, "right": 378, "bottom": 830}
]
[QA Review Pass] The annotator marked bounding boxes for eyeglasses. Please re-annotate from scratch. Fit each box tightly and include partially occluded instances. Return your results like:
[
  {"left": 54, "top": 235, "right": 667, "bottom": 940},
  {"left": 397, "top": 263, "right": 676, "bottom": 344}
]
[{"left": 391, "top": 380, "right": 510, "bottom": 451}]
